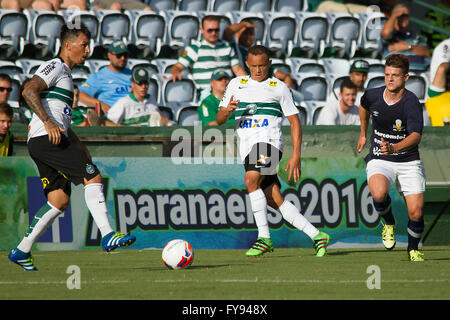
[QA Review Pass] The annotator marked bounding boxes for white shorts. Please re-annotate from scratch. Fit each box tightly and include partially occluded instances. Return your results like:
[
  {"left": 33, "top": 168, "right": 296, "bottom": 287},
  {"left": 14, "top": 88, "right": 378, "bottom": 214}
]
[{"left": 366, "top": 159, "right": 426, "bottom": 196}]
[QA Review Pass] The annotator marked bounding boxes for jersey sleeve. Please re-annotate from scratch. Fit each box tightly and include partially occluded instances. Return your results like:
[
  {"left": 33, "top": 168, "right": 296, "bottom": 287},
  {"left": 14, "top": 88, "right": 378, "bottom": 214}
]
[
  {"left": 279, "top": 84, "right": 298, "bottom": 117},
  {"left": 406, "top": 94, "right": 424, "bottom": 135},
  {"left": 360, "top": 90, "right": 370, "bottom": 110},
  {"left": 34, "top": 60, "right": 63, "bottom": 89},
  {"left": 107, "top": 99, "right": 125, "bottom": 124},
  {"left": 178, "top": 44, "right": 197, "bottom": 69},
  {"left": 219, "top": 78, "right": 237, "bottom": 109}
]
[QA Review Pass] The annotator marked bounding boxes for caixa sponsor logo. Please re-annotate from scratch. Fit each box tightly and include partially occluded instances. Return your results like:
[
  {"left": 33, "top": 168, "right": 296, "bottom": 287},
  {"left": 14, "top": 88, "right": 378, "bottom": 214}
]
[{"left": 239, "top": 118, "right": 269, "bottom": 129}]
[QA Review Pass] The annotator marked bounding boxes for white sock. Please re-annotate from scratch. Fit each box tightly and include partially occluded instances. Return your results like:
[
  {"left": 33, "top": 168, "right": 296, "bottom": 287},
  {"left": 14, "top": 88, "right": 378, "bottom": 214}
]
[
  {"left": 249, "top": 189, "right": 271, "bottom": 239},
  {"left": 84, "top": 183, "right": 113, "bottom": 237},
  {"left": 279, "top": 200, "right": 319, "bottom": 239},
  {"left": 17, "top": 202, "right": 62, "bottom": 253}
]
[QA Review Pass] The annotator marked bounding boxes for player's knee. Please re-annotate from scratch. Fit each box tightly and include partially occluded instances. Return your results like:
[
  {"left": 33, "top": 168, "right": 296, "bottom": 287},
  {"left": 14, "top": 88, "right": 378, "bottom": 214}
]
[
  {"left": 370, "top": 190, "right": 389, "bottom": 203},
  {"left": 244, "top": 176, "right": 259, "bottom": 192},
  {"left": 407, "top": 204, "right": 423, "bottom": 221}
]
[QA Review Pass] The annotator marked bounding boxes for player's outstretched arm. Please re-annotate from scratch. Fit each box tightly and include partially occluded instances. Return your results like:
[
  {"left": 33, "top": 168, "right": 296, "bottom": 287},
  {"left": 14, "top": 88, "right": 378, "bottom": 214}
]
[
  {"left": 357, "top": 105, "right": 370, "bottom": 153},
  {"left": 23, "top": 75, "right": 64, "bottom": 145},
  {"left": 217, "top": 95, "right": 239, "bottom": 125},
  {"left": 285, "top": 114, "right": 301, "bottom": 183}
]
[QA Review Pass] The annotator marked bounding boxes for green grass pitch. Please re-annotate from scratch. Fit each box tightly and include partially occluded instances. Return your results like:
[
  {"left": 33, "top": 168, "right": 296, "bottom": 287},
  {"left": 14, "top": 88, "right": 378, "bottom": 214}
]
[{"left": 1, "top": 246, "right": 449, "bottom": 300}]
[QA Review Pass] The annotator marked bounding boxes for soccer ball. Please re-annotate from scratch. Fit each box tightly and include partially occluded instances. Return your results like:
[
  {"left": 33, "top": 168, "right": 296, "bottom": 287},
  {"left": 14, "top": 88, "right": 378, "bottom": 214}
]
[{"left": 162, "top": 239, "right": 194, "bottom": 270}]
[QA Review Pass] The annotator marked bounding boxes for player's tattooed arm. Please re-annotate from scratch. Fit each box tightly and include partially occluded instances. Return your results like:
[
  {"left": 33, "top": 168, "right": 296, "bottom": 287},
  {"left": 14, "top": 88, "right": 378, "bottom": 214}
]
[
  {"left": 22, "top": 75, "right": 49, "bottom": 122},
  {"left": 23, "top": 75, "right": 64, "bottom": 144}
]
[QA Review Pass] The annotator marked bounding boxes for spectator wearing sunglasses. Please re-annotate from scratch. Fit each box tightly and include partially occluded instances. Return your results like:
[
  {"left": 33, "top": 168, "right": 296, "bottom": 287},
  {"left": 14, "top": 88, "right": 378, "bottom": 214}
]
[
  {"left": 79, "top": 41, "right": 132, "bottom": 115},
  {"left": 0, "top": 74, "right": 12, "bottom": 104},
  {"left": 170, "top": 15, "right": 247, "bottom": 101}
]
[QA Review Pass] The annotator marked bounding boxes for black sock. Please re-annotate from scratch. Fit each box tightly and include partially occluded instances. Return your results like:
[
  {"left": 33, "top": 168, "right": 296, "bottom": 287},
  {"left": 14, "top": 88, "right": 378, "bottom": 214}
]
[
  {"left": 407, "top": 218, "right": 424, "bottom": 251},
  {"left": 373, "top": 195, "right": 395, "bottom": 225}
]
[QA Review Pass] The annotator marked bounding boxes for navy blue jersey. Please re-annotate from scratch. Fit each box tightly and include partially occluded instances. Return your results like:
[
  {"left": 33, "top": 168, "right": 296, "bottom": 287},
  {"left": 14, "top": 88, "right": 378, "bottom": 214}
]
[{"left": 361, "top": 86, "right": 423, "bottom": 162}]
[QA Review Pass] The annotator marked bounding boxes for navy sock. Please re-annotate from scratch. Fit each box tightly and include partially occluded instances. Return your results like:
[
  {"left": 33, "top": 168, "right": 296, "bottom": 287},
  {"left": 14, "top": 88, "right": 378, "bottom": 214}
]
[
  {"left": 407, "top": 218, "right": 424, "bottom": 251},
  {"left": 373, "top": 195, "right": 395, "bottom": 225}
]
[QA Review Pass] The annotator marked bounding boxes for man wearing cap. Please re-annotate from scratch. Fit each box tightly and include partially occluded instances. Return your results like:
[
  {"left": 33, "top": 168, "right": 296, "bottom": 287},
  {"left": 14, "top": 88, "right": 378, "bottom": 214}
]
[
  {"left": 79, "top": 41, "right": 133, "bottom": 113},
  {"left": 107, "top": 67, "right": 174, "bottom": 127},
  {"left": 198, "top": 69, "right": 234, "bottom": 126},
  {"left": 327, "top": 59, "right": 369, "bottom": 110}
]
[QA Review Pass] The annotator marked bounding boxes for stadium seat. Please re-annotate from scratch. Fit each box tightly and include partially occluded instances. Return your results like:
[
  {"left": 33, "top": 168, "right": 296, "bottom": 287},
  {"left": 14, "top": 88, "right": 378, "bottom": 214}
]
[
  {"left": 366, "top": 75, "right": 385, "bottom": 89},
  {"left": 146, "top": 0, "right": 177, "bottom": 11},
  {"left": 354, "top": 11, "right": 387, "bottom": 59},
  {"left": 326, "top": 12, "right": 360, "bottom": 59},
  {"left": 151, "top": 58, "right": 179, "bottom": 75},
  {"left": 163, "top": 77, "right": 196, "bottom": 104},
  {"left": 8, "top": 77, "right": 23, "bottom": 102},
  {"left": 327, "top": 74, "right": 347, "bottom": 99},
  {"left": 0, "top": 61, "right": 23, "bottom": 78},
  {"left": 0, "top": 9, "right": 28, "bottom": 60},
  {"left": 244, "top": 0, "right": 271, "bottom": 12},
  {"left": 128, "top": 59, "right": 159, "bottom": 76},
  {"left": 71, "top": 63, "right": 91, "bottom": 79},
  {"left": 272, "top": 0, "right": 308, "bottom": 12},
  {"left": 164, "top": 11, "right": 201, "bottom": 52},
  {"left": 286, "top": 57, "right": 325, "bottom": 76},
  {"left": 302, "top": 101, "right": 325, "bottom": 125},
  {"left": 148, "top": 74, "right": 162, "bottom": 104},
  {"left": 178, "top": 106, "right": 199, "bottom": 125},
  {"left": 281, "top": 107, "right": 306, "bottom": 126},
  {"left": 264, "top": 12, "right": 297, "bottom": 58},
  {"left": 230, "top": 12, "right": 266, "bottom": 45},
  {"left": 406, "top": 75, "right": 428, "bottom": 103},
  {"left": 270, "top": 58, "right": 291, "bottom": 75},
  {"left": 94, "top": 10, "right": 131, "bottom": 50},
  {"left": 61, "top": 9, "right": 99, "bottom": 58},
  {"left": 322, "top": 58, "right": 351, "bottom": 76},
  {"left": 15, "top": 58, "right": 44, "bottom": 75},
  {"left": 126, "top": 10, "right": 166, "bottom": 59},
  {"left": 85, "top": 59, "right": 109, "bottom": 73},
  {"left": 24, "top": 9, "right": 65, "bottom": 59},
  {"left": 210, "top": 0, "right": 242, "bottom": 13},
  {"left": 178, "top": 0, "right": 209, "bottom": 11},
  {"left": 294, "top": 12, "right": 328, "bottom": 58},
  {"left": 298, "top": 75, "right": 328, "bottom": 102},
  {"left": 158, "top": 105, "right": 174, "bottom": 121}
]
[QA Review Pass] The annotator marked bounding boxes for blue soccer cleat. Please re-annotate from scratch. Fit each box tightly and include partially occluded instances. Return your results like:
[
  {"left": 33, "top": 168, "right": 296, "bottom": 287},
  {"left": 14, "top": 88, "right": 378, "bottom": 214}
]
[
  {"left": 8, "top": 248, "right": 38, "bottom": 271},
  {"left": 102, "top": 231, "right": 136, "bottom": 252}
]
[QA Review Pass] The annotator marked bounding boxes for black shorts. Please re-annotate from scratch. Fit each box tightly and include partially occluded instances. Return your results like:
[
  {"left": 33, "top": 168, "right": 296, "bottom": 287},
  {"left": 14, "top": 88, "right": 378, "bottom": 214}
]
[
  {"left": 244, "top": 142, "right": 282, "bottom": 190},
  {"left": 27, "top": 134, "right": 100, "bottom": 197}
]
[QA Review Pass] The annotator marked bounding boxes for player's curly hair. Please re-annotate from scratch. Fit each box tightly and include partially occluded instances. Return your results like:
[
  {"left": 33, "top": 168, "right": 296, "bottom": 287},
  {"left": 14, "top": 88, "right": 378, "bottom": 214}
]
[{"left": 385, "top": 54, "right": 409, "bottom": 75}]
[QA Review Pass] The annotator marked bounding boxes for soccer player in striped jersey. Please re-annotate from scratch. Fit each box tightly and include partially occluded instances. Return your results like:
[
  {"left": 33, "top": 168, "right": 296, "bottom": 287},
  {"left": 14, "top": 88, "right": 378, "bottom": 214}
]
[
  {"left": 8, "top": 23, "right": 135, "bottom": 271},
  {"left": 217, "top": 45, "right": 330, "bottom": 257}
]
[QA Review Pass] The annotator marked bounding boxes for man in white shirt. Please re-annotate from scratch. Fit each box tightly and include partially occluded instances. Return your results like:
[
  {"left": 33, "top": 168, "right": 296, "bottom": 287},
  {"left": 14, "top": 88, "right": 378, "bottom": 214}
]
[
  {"left": 316, "top": 77, "right": 360, "bottom": 125},
  {"left": 108, "top": 67, "right": 175, "bottom": 126}
]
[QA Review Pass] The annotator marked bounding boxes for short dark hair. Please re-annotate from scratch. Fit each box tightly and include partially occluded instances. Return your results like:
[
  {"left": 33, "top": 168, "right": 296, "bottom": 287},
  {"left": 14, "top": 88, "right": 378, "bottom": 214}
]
[
  {"left": 0, "top": 102, "right": 13, "bottom": 118},
  {"left": 385, "top": 54, "right": 409, "bottom": 75},
  {"left": 201, "top": 15, "right": 220, "bottom": 28},
  {"left": 340, "top": 77, "right": 357, "bottom": 92},
  {"left": 0, "top": 73, "right": 12, "bottom": 84},
  {"left": 60, "top": 22, "right": 91, "bottom": 45},
  {"left": 247, "top": 45, "right": 269, "bottom": 57}
]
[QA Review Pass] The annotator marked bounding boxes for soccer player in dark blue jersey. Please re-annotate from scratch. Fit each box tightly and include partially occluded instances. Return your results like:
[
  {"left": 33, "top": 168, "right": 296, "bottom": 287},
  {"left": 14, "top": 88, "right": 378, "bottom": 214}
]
[{"left": 357, "top": 54, "right": 426, "bottom": 262}]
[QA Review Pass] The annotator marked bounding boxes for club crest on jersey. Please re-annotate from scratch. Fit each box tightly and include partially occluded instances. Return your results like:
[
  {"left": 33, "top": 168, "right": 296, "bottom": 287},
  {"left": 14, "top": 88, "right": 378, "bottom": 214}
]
[
  {"left": 239, "top": 118, "right": 269, "bottom": 128},
  {"left": 393, "top": 119, "right": 403, "bottom": 131},
  {"left": 245, "top": 103, "right": 258, "bottom": 115}
]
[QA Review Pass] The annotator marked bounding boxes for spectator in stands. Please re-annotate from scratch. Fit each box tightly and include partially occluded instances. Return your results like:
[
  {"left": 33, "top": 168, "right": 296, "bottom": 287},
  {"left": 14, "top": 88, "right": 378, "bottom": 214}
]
[
  {"left": 79, "top": 41, "right": 132, "bottom": 114},
  {"left": 429, "top": 38, "right": 450, "bottom": 90},
  {"left": 421, "top": 0, "right": 450, "bottom": 54},
  {"left": 89, "top": 0, "right": 152, "bottom": 11},
  {"left": 0, "top": 74, "right": 12, "bottom": 104},
  {"left": 170, "top": 15, "right": 247, "bottom": 101},
  {"left": 107, "top": 67, "right": 175, "bottom": 127},
  {"left": 316, "top": 77, "right": 360, "bottom": 125},
  {"left": 1, "top": 0, "right": 85, "bottom": 11},
  {"left": 0, "top": 102, "right": 13, "bottom": 156},
  {"left": 381, "top": 3, "right": 430, "bottom": 72},
  {"left": 425, "top": 61, "right": 450, "bottom": 126},
  {"left": 223, "top": 20, "right": 295, "bottom": 89},
  {"left": 71, "top": 85, "right": 103, "bottom": 127},
  {"left": 326, "top": 59, "right": 368, "bottom": 109},
  {"left": 198, "top": 69, "right": 233, "bottom": 126},
  {"left": 314, "top": 0, "right": 368, "bottom": 13}
]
